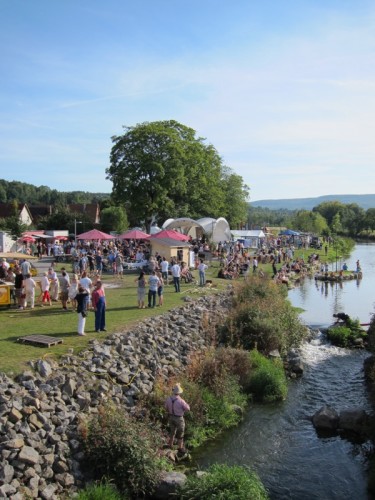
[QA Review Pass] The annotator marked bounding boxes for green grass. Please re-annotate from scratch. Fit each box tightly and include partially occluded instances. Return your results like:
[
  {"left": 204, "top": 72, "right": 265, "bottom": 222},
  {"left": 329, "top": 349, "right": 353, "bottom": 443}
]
[{"left": 0, "top": 261, "right": 227, "bottom": 375}]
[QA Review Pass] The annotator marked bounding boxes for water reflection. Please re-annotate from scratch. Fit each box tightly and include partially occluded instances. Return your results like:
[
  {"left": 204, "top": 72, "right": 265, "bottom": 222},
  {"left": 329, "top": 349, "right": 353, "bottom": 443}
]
[{"left": 289, "top": 243, "right": 375, "bottom": 325}]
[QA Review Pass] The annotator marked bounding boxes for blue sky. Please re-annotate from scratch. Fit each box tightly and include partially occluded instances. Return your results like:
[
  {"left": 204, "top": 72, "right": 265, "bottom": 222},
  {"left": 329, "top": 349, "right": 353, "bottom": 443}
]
[{"left": 1, "top": 1, "right": 375, "bottom": 201}]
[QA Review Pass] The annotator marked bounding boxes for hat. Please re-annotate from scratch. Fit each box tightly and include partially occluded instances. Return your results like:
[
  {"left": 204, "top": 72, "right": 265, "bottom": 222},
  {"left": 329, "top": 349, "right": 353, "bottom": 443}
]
[{"left": 172, "top": 383, "right": 183, "bottom": 395}]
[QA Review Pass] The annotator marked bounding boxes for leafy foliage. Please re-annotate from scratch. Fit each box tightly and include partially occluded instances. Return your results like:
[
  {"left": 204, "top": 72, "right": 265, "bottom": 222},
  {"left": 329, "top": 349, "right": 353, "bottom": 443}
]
[
  {"left": 107, "top": 120, "right": 248, "bottom": 229},
  {"left": 80, "top": 404, "right": 166, "bottom": 498},
  {"left": 0, "top": 178, "right": 109, "bottom": 205},
  {"left": 76, "top": 482, "right": 125, "bottom": 500},
  {"left": 178, "top": 463, "right": 269, "bottom": 500},
  {"left": 327, "top": 319, "right": 367, "bottom": 348},
  {"left": 221, "top": 277, "right": 306, "bottom": 355},
  {"left": 248, "top": 350, "right": 287, "bottom": 402}
]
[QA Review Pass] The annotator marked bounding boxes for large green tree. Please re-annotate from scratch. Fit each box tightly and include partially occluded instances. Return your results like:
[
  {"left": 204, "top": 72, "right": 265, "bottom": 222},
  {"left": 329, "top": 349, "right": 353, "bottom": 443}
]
[{"left": 106, "top": 120, "right": 248, "bottom": 230}]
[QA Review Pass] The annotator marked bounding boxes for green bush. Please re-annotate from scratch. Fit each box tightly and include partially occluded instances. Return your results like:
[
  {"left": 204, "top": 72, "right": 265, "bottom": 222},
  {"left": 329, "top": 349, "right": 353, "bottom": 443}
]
[
  {"left": 221, "top": 278, "right": 306, "bottom": 355},
  {"left": 178, "top": 463, "right": 268, "bottom": 499},
  {"left": 76, "top": 482, "right": 125, "bottom": 500},
  {"left": 327, "top": 319, "right": 367, "bottom": 347},
  {"left": 80, "top": 404, "right": 166, "bottom": 498},
  {"left": 248, "top": 350, "right": 287, "bottom": 403}
]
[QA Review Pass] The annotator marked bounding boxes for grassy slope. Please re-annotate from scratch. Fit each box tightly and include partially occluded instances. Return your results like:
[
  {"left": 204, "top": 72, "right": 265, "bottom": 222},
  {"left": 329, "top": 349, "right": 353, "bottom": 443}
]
[{"left": 0, "top": 262, "right": 227, "bottom": 375}]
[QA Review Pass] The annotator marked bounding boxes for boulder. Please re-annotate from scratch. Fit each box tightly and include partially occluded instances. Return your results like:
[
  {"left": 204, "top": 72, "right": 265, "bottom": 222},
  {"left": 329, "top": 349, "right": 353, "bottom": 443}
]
[
  {"left": 312, "top": 405, "right": 339, "bottom": 431},
  {"left": 339, "top": 409, "right": 368, "bottom": 434},
  {"left": 153, "top": 471, "right": 187, "bottom": 499}
]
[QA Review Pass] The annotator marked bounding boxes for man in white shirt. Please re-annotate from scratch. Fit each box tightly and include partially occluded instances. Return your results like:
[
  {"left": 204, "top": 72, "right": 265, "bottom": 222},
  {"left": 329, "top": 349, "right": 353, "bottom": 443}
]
[
  {"left": 198, "top": 259, "right": 208, "bottom": 286},
  {"left": 161, "top": 257, "right": 169, "bottom": 285},
  {"left": 171, "top": 261, "right": 181, "bottom": 292}
]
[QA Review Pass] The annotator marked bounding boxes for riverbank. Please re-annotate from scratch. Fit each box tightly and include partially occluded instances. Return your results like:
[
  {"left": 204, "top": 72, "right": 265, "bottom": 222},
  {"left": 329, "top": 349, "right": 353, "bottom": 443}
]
[{"left": 0, "top": 291, "right": 234, "bottom": 498}]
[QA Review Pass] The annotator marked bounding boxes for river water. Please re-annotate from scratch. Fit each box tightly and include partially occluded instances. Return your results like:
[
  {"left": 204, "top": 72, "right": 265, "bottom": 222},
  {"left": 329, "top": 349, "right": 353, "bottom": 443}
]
[{"left": 195, "top": 243, "right": 375, "bottom": 499}]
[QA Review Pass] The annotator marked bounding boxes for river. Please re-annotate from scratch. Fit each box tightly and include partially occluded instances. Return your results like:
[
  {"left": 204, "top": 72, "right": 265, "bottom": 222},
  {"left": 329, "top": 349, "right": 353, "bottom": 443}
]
[{"left": 195, "top": 243, "right": 375, "bottom": 499}]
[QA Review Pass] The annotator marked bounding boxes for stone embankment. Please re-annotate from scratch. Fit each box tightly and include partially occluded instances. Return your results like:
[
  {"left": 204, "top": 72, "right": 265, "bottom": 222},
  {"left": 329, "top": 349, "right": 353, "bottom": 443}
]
[{"left": 0, "top": 292, "right": 233, "bottom": 499}]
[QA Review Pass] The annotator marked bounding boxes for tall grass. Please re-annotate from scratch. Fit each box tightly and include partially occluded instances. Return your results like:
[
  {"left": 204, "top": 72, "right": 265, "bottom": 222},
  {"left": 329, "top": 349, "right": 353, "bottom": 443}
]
[{"left": 178, "top": 463, "right": 269, "bottom": 500}]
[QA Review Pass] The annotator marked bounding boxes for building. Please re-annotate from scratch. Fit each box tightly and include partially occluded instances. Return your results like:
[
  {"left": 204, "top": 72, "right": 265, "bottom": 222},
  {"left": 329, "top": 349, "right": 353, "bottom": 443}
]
[{"left": 0, "top": 203, "right": 33, "bottom": 226}]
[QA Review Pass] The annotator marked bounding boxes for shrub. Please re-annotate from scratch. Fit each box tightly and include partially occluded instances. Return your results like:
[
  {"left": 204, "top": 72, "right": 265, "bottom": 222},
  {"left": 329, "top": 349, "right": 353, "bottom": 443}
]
[
  {"left": 248, "top": 350, "right": 287, "bottom": 403},
  {"left": 80, "top": 403, "right": 166, "bottom": 498},
  {"left": 76, "top": 482, "right": 125, "bottom": 500},
  {"left": 178, "top": 463, "right": 268, "bottom": 499},
  {"left": 186, "top": 347, "right": 253, "bottom": 393},
  {"left": 221, "top": 278, "right": 306, "bottom": 355},
  {"left": 327, "top": 319, "right": 367, "bottom": 347}
]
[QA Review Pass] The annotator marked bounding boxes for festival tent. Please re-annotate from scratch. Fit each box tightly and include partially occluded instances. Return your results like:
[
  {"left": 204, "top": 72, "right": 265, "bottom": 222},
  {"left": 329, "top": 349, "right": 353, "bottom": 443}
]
[
  {"left": 279, "top": 229, "right": 300, "bottom": 236},
  {"left": 76, "top": 229, "right": 114, "bottom": 240},
  {"left": 118, "top": 229, "right": 150, "bottom": 240},
  {"left": 150, "top": 229, "right": 189, "bottom": 241}
]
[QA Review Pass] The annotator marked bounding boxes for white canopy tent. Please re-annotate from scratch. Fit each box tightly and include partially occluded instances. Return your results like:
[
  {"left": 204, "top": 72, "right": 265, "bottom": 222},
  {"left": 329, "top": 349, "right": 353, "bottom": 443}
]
[{"left": 231, "top": 229, "right": 265, "bottom": 249}]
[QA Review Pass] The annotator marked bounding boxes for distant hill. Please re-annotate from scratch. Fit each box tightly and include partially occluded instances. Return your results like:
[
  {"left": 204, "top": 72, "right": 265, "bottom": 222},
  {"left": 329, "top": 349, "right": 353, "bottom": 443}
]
[{"left": 251, "top": 194, "right": 375, "bottom": 211}]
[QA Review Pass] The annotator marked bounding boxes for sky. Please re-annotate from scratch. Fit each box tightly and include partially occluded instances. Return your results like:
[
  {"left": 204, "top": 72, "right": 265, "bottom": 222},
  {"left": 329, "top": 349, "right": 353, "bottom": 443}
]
[{"left": 1, "top": 0, "right": 375, "bottom": 202}]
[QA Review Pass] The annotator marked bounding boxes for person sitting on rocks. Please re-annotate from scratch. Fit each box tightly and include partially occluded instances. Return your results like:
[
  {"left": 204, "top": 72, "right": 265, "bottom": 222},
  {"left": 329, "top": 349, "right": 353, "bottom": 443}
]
[{"left": 333, "top": 312, "right": 351, "bottom": 326}]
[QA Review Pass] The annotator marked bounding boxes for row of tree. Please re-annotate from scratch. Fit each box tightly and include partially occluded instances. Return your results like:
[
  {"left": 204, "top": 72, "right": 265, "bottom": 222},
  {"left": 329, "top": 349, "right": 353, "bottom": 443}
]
[
  {"left": 250, "top": 202, "right": 375, "bottom": 237},
  {"left": 0, "top": 179, "right": 108, "bottom": 205}
]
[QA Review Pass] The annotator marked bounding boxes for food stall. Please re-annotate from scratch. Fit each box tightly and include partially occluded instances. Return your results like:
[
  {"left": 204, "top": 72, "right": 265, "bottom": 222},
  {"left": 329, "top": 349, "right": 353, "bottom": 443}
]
[{"left": 0, "top": 281, "right": 12, "bottom": 307}]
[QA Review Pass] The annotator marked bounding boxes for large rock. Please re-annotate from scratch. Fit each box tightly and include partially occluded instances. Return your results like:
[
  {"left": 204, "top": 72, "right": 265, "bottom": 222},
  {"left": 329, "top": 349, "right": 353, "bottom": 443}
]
[
  {"left": 312, "top": 405, "right": 339, "bottom": 431},
  {"left": 153, "top": 471, "right": 187, "bottom": 499},
  {"left": 339, "top": 409, "right": 368, "bottom": 434}
]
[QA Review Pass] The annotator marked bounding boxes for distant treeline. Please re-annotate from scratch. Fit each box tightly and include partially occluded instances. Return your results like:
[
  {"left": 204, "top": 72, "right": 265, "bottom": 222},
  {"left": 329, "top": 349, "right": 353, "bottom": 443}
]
[{"left": 0, "top": 179, "right": 110, "bottom": 205}]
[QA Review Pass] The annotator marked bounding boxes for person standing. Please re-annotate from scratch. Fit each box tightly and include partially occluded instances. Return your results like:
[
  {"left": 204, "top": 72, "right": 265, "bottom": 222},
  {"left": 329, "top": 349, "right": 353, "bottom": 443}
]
[
  {"left": 14, "top": 267, "right": 24, "bottom": 310},
  {"left": 161, "top": 257, "right": 169, "bottom": 285},
  {"left": 198, "top": 259, "right": 208, "bottom": 286},
  {"left": 171, "top": 261, "right": 181, "bottom": 293},
  {"left": 115, "top": 252, "right": 124, "bottom": 279},
  {"left": 60, "top": 271, "right": 70, "bottom": 311},
  {"left": 252, "top": 256, "right": 258, "bottom": 273},
  {"left": 165, "top": 383, "right": 190, "bottom": 454},
  {"left": 20, "top": 259, "right": 31, "bottom": 279},
  {"left": 75, "top": 285, "right": 89, "bottom": 336},
  {"left": 79, "top": 271, "right": 93, "bottom": 309},
  {"left": 157, "top": 271, "right": 164, "bottom": 306},
  {"left": 92, "top": 281, "right": 107, "bottom": 332},
  {"left": 48, "top": 267, "right": 59, "bottom": 301},
  {"left": 40, "top": 272, "right": 52, "bottom": 306},
  {"left": 135, "top": 271, "right": 146, "bottom": 309},
  {"left": 148, "top": 271, "right": 160, "bottom": 308},
  {"left": 23, "top": 273, "right": 36, "bottom": 309},
  {"left": 68, "top": 274, "right": 79, "bottom": 311}
]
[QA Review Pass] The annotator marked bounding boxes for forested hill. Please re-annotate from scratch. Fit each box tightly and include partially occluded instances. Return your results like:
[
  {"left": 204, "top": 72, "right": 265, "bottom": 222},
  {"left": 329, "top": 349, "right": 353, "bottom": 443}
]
[
  {"left": 251, "top": 194, "right": 375, "bottom": 210},
  {"left": 0, "top": 179, "right": 110, "bottom": 205}
]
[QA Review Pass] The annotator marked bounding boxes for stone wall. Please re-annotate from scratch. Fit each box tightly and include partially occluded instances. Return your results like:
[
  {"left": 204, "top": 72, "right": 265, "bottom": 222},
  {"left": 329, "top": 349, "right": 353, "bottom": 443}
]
[{"left": 0, "top": 292, "right": 232, "bottom": 499}]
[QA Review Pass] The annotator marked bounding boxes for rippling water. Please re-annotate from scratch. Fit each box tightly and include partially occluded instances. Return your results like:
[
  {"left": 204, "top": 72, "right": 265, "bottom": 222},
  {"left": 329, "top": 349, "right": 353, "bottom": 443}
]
[{"left": 195, "top": 243, "right": 375, "bottom": 499}]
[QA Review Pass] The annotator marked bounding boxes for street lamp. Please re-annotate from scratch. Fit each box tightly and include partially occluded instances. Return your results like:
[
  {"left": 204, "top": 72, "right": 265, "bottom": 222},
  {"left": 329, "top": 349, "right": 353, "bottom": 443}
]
[{"left": 74, "top": 219, "right": 82, "bottom": 246}]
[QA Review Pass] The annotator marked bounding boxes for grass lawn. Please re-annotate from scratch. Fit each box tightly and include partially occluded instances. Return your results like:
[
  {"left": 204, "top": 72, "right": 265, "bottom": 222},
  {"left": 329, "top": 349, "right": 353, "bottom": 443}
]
[
  {"left": 0, "top": 260, "right": 229, "bottom": 376},
  {"left": 0, "top": 244, "right": 345, "bottom": 376}
]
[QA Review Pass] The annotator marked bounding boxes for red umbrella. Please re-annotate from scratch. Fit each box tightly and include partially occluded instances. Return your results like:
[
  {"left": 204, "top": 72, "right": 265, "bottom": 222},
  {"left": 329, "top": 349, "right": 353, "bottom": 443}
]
[
  {"left": 76, "top": 229, "right": 114, "bottom": 240},
  {"left": 22, "top": 236, "right": 35, "bottom": 242},
  {"left": 118, "top": 229, "right": 150, "bottom": 240},
  {"left": 151, "top": 229, "right": 189, "bottom": 241}
]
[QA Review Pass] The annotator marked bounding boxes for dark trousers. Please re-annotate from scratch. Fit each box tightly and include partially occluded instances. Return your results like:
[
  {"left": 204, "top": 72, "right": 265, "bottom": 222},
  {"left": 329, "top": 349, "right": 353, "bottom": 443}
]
[
  {"left": 95, "top": 297, "right": 106, "bottom": 331},
  {"left": 148, "top": 290, "right": 156, "bottom": 307},
  {"left": 173, "top": 277, "right": 180, "bottom": 292}
]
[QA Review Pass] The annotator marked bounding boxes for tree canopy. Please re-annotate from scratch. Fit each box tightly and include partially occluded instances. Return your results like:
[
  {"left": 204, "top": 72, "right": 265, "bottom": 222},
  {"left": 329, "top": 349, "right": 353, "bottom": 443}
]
[{"left": 106, "top": 120, "right": 249, "bottom": 230}]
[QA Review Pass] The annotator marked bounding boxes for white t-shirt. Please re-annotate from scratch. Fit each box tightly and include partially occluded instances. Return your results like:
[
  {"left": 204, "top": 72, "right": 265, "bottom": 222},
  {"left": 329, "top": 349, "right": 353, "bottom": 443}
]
[
  {"left": 161, "top": 260, "right": 169, "bottom": 273},
  {"left": 171, "top": 264, "right": 181, "bottom": 278},
  {"left": 79, "top": 277, "right": 92, "bottom": 292}
]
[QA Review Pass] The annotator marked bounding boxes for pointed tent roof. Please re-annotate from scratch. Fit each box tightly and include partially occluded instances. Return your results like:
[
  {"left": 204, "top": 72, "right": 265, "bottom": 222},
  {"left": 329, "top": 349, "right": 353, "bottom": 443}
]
[
  {"left": 118, "top": 229, "right": 150, "bottom": 240},
  {"left": 150, "top": 229, "right": 190, "bottom": 241},
  {"left": 76, "top": 229, "right": 114, "bottom": 240}
]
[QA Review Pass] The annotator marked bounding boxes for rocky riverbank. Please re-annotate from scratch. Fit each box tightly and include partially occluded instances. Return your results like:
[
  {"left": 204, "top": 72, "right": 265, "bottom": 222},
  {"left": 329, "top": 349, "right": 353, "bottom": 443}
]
[{"left": 0, "top": 291, "right": 233, "bottom": 499}]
